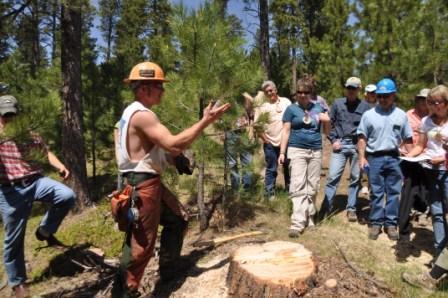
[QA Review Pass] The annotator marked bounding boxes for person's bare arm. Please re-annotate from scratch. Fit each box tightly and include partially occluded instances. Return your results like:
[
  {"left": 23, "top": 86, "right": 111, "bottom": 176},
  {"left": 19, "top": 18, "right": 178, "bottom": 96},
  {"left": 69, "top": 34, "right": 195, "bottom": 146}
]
[
  {"left": 406, "top": 132, "right": 426, "bottom": 157},
  {"left": 278, "top": 122, "right": 291, "bottom": 165},
  {"left": 47, "top": 151, "right": 70, "bottom": 179},
  {"left": 357, "top": 135, "right": 368, "bottom": 170},
  {"left": 319, "top": 112, "right": 330, "bottom": 135},
  {"left": 135, "top": 102, "right": 230, "bottom": 155}
]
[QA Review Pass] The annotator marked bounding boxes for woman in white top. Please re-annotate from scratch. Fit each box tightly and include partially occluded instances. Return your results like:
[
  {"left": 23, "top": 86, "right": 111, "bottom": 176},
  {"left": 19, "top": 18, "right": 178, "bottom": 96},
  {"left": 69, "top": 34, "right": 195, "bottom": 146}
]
[{"left": 406, "top": 85, "right": 448, "bottom": 256}]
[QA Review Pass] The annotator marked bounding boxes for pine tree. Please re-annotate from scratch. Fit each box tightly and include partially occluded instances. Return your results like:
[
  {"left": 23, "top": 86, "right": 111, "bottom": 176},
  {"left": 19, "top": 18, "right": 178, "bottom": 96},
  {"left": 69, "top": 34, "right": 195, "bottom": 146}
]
[
  {"left": 158, "top": 1, "right": 262, "bottom": 230},
  {"left": 61, "top": 0, "right": 91, "bottom": 209},
  {"left": 98, "top": 0, "right": 121, "bottom": 62}
]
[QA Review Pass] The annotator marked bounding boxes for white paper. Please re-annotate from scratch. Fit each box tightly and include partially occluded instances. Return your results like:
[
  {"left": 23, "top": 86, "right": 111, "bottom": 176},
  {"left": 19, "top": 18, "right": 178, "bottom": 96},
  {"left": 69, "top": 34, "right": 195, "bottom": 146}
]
[{"left": 399, "top": 154, "right": 432, "bottom": 162}]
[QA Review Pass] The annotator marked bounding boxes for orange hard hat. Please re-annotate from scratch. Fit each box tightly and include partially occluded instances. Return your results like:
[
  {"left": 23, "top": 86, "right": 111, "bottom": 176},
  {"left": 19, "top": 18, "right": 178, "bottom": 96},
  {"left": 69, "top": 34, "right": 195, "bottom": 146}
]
[{"left": 123, "top": 61, "right": 169, "bottom": 84}]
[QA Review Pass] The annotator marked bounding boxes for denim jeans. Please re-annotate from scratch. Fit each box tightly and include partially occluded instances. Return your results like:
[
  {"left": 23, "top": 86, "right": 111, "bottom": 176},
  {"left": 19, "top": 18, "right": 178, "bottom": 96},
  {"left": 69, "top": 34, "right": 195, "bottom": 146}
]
[
  {"left": 424, "top": 169, "right": 448, "bottom": 254},
  {"left": 322, "top": 140, "right": 360, "bottom": 213},
  {"left": 263, "top": 143, "right": 290, "bottom": 196},
  {"left": 226, "top": 132, "right": 253, "bottom": 190},
  {"left": 0, "top": 176, "right": 76, "bottom": 286},
  {"left": 367, "top": 155, "right": 402, "bottom": 227}
]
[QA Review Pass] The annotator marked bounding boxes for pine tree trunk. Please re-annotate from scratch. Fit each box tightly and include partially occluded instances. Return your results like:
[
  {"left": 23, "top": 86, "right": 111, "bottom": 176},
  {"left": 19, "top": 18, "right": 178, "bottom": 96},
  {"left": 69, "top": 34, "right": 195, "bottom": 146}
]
[
  {"left": 227, "top": 241, "right": 316, "bottom": 297},
  {"left": 197, "top": 160, "right": 207, "bottom": 231},
  {"left": 51, "top": 0, "right": 58, "bottom": 62},
  {"left": 259, "top": 0, "right": 270, "bottom": 79},
  {"left": 291, "top": 47, "right": 297, "bottom": 95},
  {"left": 30, "top": 0, "right": 40, "bottom": 78},
  {"left": 61, "top": 2, "right": 91, "bottom": 209}
]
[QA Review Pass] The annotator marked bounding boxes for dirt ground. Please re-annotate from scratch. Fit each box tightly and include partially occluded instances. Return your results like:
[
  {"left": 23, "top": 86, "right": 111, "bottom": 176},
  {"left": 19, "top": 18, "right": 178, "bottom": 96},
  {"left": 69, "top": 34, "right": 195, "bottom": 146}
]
[{"left": 0, "top": 140, "right": 441, "bottom": 297}]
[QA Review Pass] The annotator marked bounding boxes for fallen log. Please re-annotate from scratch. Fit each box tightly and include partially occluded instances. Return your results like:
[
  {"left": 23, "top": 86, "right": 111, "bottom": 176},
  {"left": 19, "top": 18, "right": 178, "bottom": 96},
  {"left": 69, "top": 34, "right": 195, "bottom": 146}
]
[{"left": 227, "top": 241, "right": 316, "bottom": 297}]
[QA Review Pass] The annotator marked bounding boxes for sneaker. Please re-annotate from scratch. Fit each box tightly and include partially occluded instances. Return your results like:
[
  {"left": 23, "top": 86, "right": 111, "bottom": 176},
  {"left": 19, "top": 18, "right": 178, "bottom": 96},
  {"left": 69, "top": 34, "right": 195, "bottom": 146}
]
[
  {"left": 402, "top": 271, "right": 438, "bottom": 291},
  {"left": 360, "top": 186, "right": 369, "bottom": 196},
  {"left": 35, "top": 228, "right": 67, "bottom": 248},
  {"left": 368, "top": 226, "right": 381, "bottom": 240},
  {"left": 347, "top": 210, "right": 357, "bottom": 222},
  {"left": 288, "top": 229, "right": 301, "bottom": 238},
  {"left": 385, "top": 226, "right": 399, "bottom": 241}
]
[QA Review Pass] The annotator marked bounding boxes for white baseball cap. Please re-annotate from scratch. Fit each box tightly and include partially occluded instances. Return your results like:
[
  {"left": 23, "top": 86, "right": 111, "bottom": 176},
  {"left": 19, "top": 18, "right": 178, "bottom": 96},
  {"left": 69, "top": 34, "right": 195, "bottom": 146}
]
[{"left": 365, "top": 84, "right": 377, "bottom": 93}]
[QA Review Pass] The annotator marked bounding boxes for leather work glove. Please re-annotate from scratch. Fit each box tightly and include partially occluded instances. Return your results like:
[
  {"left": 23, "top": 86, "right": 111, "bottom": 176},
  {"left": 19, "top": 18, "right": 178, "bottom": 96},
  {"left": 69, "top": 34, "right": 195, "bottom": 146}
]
[{"left": 175, "top": 152, "right": 195, "bottom": 175}]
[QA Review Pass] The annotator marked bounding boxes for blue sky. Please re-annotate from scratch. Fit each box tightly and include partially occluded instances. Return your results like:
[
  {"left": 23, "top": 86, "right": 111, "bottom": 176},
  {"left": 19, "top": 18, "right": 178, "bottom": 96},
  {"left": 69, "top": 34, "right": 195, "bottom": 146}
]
[{"left": 92, "top": 0, "right": 257, "bottom": 61}]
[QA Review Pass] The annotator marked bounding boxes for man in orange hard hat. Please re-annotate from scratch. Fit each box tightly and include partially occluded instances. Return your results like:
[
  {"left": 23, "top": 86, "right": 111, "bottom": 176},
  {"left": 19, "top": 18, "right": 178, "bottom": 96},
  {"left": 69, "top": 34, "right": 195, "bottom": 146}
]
[{"left": 112, "top": 62, "right": 230, "bottom": 297}]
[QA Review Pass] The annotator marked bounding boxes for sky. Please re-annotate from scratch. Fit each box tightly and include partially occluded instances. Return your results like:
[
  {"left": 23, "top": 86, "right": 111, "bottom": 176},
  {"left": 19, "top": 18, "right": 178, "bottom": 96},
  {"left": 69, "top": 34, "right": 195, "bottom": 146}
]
[{"left": 92, "top": 0, "right": 258, "bottom": 62}]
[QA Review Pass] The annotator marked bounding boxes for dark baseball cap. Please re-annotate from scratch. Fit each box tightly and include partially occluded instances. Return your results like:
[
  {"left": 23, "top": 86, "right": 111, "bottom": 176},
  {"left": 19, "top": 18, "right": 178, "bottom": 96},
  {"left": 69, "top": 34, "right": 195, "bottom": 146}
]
[{"left": 0, "top": 95, "right": 18, "bottom": 116}]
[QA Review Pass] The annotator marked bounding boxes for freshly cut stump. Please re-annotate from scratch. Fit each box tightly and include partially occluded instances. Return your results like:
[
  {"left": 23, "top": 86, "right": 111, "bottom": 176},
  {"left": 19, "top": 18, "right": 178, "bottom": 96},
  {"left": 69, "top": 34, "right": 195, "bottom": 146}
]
[{"left": 227, "top": 241, "right": 316, "bottom": 297}]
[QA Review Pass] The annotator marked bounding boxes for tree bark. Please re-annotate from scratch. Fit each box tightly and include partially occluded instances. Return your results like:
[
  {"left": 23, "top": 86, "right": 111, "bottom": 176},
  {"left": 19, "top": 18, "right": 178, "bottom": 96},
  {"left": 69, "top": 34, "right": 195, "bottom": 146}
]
[
  {"left": 259, "top": 0, "right": 270, "bottom": 79},
  {"left": 227, "top": 241, "right": 316, "bottom": 297},
  {"left": 61, "top": 2, "right": 91, "bottom": 209}
]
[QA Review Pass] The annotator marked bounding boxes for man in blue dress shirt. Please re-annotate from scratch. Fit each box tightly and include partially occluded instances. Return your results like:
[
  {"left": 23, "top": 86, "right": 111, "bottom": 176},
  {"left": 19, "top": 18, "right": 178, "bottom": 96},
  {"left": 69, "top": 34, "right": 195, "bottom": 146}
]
[
  {"left": 320, "top": 77, "right": 370, "bottom": 222},
  {"left": 357, "top": 78, "right": 413, "bottom": 241}
]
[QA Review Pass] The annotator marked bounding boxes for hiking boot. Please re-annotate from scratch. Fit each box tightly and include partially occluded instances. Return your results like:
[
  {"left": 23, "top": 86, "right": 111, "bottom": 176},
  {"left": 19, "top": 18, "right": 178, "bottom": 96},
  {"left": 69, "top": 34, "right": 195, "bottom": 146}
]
[
  {"left": 402, "top": 271, "right": 438, "bottom": 291},
  {"left": 368, "top": 226, "right": 381, "bottom": 240},
  {"left": 347, "top": 210, "right": 357, "bottom": 222},
  {"left": 35, "top": 228, "right": 67, "bottom": 248},
  {"left": 385, "top": 226, "right": 399, "bottom": 241},
  {"left": 12, "top": 284, "right": 29, "bottom": 298},
  {"left": 288, "top": 229, "right": 301, "bottom": 238}
]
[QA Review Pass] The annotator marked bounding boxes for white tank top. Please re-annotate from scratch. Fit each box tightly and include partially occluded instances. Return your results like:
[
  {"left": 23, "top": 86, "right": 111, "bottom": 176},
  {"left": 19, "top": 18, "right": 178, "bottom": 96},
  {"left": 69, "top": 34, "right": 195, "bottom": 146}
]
[{"left": 116, "top": 101, "right": 168, "bottom": 174}]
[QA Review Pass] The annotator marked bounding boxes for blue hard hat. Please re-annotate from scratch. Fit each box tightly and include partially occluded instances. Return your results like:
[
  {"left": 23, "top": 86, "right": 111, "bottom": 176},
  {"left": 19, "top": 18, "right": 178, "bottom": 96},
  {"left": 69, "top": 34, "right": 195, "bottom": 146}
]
[{"left": 375, "top": 78, "right": 397, "bottom": 94}]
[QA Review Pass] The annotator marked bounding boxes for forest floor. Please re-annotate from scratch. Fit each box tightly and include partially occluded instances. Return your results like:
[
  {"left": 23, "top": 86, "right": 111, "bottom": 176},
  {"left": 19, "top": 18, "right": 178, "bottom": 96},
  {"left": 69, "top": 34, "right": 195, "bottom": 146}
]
[{"left": 1, "top": 141, "right": 448, "bottom": 297}]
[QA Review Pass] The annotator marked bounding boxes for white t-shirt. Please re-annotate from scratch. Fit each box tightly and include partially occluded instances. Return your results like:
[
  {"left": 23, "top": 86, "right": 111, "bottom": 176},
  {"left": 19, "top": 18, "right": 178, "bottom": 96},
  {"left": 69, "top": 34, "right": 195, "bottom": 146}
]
[
  {"left": 254, "top": 96, "right": 291, "bottom": 146},
  {"left": 419, "top": 116, "right": 448, "bottom": 170}
]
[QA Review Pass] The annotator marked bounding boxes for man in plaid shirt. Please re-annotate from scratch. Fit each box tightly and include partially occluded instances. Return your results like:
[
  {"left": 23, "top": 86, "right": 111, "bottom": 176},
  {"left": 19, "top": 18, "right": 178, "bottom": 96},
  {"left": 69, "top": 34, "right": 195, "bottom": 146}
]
[{"left": 0, "top": 94, "right": 75, "bottom": 297}]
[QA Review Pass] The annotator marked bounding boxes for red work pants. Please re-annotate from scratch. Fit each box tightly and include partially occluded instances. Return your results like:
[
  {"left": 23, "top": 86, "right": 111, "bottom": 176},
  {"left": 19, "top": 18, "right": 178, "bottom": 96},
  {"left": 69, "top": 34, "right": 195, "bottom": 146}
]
[{"left": 120, "top": 177, "right": 188, "bottom": 290}]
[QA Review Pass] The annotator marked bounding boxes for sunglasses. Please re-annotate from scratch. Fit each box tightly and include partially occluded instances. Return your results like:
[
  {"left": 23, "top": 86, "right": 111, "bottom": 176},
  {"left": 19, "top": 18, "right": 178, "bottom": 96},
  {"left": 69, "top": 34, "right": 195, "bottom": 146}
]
[
  {"left": 296, "top": 90, "right": 311, "bottom": 95},
  {"left": 427, "top": 100, "right": 445, "bottom": 106},
  {"left": 152, "top": 83, "right": 164, "bottom": 91},
  {"left": 377, "top": 94, "right": 392, "bottom": 99},
  {"left": 346, "top": 86, "right": 358, "bottom": 90}
]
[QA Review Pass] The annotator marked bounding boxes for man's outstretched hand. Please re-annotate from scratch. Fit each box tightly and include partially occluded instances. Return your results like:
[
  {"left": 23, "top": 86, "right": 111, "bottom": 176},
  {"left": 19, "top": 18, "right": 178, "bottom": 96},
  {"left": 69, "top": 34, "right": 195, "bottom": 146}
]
[{"left": 202, "top": 101, "right": 231, "bottom": 124}]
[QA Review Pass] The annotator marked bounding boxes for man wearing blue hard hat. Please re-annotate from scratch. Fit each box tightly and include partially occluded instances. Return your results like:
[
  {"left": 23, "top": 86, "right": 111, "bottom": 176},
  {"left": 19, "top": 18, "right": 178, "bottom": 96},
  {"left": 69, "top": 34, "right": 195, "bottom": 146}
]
[{"left": 356, "top": 78, "right": 413, "bottom": 241}]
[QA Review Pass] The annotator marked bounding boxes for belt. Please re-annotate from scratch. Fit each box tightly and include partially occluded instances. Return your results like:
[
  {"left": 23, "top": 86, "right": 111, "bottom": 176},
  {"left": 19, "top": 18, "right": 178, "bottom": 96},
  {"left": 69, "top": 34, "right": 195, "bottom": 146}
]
[
  {"left": 0, "top": 174, "right": 41, "bottom": 188},
  {"left": 367, "top": 150, "right": 399, "bottom": 157},
  {"left": 123, "top": 172, "right": 159, "bottom": 186},
  {"left": 341, "top": 135, "right": 357, "bottom": 143}
]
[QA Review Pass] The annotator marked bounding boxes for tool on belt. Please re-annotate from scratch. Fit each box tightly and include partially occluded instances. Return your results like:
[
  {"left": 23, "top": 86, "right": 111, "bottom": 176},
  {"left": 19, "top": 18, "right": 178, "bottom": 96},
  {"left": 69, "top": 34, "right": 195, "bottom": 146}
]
[{"left": 110, "top": 172, "right": 158, "bottom": 232}]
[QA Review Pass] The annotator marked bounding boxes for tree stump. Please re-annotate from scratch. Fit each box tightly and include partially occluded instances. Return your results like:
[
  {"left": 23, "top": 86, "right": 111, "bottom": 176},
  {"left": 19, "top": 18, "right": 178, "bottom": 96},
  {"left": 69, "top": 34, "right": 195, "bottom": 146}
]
[{"left": 227, "top": 241, "right": 316, "bottom": 297}]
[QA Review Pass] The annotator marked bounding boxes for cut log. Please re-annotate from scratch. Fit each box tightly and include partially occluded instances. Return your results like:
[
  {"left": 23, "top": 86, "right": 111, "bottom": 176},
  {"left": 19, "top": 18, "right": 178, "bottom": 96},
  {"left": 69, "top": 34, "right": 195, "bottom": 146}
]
[{"left": 227, "top": 241, "right": 316, "bottom": 297}]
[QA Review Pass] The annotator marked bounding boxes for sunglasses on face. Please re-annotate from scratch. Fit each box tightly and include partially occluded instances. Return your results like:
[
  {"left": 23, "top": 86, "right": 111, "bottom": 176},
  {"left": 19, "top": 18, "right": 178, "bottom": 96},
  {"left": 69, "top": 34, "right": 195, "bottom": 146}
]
[
  {"left": 296, "top": 90, "right": 310, "bottom": 95},
  {"left": 346, "top": 86, "right": 358, "bottom": 90},
  {"left": 427, "top": 100, "right": 445, "bottom": 106},
  {"left": 377, "top": 94, "right": 392, "bottom": 99},
  {"left": 152, "top": 83, "right": 164, "bottom": 91}
]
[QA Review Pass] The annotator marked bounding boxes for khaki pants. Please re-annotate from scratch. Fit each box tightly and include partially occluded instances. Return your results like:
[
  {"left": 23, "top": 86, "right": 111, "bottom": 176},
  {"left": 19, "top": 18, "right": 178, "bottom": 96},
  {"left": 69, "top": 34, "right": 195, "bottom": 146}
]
[
  {"left": 435, "top": 247, "right": 448, "bottom": 270},
  {"left": 288, "top": 148, "right": 322, "bottom": 231}
]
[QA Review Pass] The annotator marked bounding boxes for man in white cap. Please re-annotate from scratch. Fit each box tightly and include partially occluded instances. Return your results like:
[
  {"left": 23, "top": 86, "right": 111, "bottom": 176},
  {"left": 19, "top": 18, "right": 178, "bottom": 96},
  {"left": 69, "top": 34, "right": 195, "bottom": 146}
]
[
  {"left": 319, "top": 77, "right": 370, "bottom": 222},
  {"left": 364, "top": 84, "right": 377, "bottom": 107}
]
